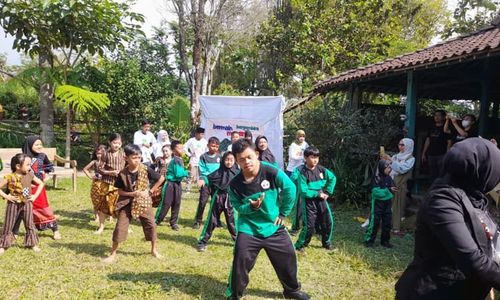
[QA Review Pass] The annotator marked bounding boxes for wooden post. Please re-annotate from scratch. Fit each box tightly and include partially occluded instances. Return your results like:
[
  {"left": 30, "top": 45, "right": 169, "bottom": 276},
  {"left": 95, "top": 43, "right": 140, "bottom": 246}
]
[
  {"left": 348, "top": 84, "right": 361, "bottom": 110},
  {"left": 479, "top": 60, "right": 491, "bottom": 136},
  {"left": 405, "top": 71, "right": 417, "bottom": 139}
]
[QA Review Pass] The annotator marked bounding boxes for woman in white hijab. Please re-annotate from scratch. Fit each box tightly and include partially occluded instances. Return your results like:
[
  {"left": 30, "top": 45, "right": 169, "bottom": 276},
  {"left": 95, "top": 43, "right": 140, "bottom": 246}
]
[
  {"left": 391, "top": 138, "right": 415, "bottom": 233},
  {"left": 152, "top": 130, "right": 171, "bottom": 159}
]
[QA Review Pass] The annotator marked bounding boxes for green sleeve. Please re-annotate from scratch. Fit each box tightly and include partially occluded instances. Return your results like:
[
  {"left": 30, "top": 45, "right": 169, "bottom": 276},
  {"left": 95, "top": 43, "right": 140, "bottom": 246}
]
[
  {"left": 371, "top": 187, "right": 393, "bottom": 201},
  {"left": 290, "top": 168, "right": 300, "bottom": 183},
  {"left": 198, "top": 158, "right": 209, "bottom": 178},
  {"left": 324, "top": 168, "right": 337, "bottom": 195},
  {"left": 167, "top": 160, "right": 188, "bottom": 181},
  {"left": 229, "top": 187, "right": 258, "bottom": 215},
  {"left": 298, "top": 174, "right": 320, "bottom": 199},
  {"left": 276, "top": 169, "right": 296, "bottom": 217}
]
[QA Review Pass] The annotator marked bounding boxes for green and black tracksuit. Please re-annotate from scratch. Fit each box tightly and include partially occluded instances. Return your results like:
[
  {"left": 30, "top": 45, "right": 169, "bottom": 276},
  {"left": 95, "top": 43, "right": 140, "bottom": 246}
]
[
  {"left": 225, "top": 161, "right": 302, "bottom": 299},
  {"left": 155, "top": 155, "right": 189, "bottom": 226},
  {"left": 195, "top": 152, "right": 221, "bottom": 224},
  {"left": 364, "top": 159, "right": 395, "bottom": 245},
  {"left": 294, "top": 165, "right": 336, "bottom": 249},
  {"left": 198, "top": 157, "right": 238, "bottom": 245}
]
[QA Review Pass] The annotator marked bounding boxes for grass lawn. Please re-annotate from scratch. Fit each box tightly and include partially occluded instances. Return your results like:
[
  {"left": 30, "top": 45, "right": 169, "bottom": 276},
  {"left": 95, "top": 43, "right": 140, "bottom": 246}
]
[{"left": 0, "top": 178, "right": 414, "bottom": 299}]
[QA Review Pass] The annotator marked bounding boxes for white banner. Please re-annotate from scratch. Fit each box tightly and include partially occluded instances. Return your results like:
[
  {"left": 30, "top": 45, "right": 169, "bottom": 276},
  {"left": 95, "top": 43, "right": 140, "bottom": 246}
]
[{"left": 200, "top": 95, "right": 285, "bottom": 169}]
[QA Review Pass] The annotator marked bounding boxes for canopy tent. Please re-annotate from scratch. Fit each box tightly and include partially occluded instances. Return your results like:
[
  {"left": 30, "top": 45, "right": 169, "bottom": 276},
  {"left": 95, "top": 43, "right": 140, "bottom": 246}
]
[{"left": 200, "top": 95, "right": 286, "bottom": 168}]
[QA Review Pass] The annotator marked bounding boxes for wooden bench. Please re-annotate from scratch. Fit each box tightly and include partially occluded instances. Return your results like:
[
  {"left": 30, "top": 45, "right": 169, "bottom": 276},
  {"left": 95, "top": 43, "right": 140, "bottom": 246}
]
[{"left": 0, "top": 148, "right": 77, "bottom": 192}]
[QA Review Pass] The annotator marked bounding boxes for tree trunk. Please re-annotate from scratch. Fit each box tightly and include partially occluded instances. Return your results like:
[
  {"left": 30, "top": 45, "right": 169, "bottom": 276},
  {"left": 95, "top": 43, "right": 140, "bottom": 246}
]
[
  {"left": 190, "top": 0, "right": 206, "bottom": 127},
  {"left": 39, "top": 50, "right": 55, "bottom": 146}
]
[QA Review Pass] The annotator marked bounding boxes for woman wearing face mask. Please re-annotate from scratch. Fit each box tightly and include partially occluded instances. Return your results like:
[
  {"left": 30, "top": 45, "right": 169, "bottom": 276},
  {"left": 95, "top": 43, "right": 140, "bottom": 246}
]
[
  {"left": 444, "top": 113, "right": 478, "bottom": 143},
  {"left": 395, "top": 138, "right": 500, "bottom": 300}
]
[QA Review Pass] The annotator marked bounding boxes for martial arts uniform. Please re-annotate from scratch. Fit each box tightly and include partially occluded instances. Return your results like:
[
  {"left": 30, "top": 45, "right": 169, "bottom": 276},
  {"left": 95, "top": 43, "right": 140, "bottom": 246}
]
[{"left": 194, "top": 152, "right": 221, "bottom": 225}]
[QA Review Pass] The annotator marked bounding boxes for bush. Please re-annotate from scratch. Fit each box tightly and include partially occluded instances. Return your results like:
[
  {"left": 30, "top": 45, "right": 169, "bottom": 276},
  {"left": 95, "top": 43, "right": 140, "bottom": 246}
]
[{"left": 285, "top": 93, "right": 403, "bottom": 207}]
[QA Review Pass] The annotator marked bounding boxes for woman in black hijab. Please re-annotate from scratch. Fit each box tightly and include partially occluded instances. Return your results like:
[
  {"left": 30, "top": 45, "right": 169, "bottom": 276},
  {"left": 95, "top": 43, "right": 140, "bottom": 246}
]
[
  {"left": 197, "top": 151, "right": 239, "bottom": 251},
  {"left": 395, "top": 138, "right": 500, "bottom": 299},
  {"left": 255, "top": 135, "right": 277, "bottom": 166}
]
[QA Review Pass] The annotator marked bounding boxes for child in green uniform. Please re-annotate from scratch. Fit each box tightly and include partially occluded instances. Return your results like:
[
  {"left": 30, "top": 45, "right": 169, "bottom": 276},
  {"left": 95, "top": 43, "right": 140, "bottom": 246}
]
[
  {"left": 364, "top": 159, "right": 396, "bottom": 248},
  {"left": 225, "top": 139, "right": 309, "bottom": 300},
  {"left": 155, "top": 140, "right": 189, "bottom": 231},
  {"left": 193, "top": 137, "right": 222, "bottom": 229},
  {"left": 293, "top": 147, "right": 337, "bottom": 252}
]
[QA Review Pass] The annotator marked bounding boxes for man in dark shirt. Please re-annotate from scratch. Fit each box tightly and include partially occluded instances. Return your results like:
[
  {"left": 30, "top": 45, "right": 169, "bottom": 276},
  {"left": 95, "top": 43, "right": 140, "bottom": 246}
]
[{"left": 421, "top": 110, "right": 452, "bottom": 182}]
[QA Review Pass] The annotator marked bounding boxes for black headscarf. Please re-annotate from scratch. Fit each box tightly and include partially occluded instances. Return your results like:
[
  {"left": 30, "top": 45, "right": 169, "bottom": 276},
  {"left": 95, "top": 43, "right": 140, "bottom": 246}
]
[
  {"left": 208, "top": 151, "right": 239, "bottom": 191},
  {"left": 373, "top": 159, "right": 394, "bottom": 189},
  {"left": 22, "top": 135, "right": 42, "bottom": 157},
  {"left": 255, "top": 135, "right": 276, "bottom": 164},
  {"left": 443, "top": 138, "right": 500, "bottom": 208}
]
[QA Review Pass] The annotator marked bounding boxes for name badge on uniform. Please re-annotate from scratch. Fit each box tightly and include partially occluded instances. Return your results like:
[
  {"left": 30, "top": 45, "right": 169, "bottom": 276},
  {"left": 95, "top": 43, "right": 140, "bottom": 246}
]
[{"left": 261, "top": 180, "right": 270, "bottom": 190}]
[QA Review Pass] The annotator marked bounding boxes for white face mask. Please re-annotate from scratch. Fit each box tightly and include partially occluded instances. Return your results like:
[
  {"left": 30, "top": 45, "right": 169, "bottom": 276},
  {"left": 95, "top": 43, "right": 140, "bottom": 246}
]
[{"left": 462, "top": 120, "right": 471, "bottom": 128}]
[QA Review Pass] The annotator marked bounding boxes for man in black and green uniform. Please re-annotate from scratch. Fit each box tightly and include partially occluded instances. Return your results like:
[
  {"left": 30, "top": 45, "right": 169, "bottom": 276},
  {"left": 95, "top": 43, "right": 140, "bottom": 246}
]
[
  {"left": 225, "top": 139, "right": 309, "bottom": 300},
  {"left": 194, "top": 136, "right": 222, "bottom": 229},
  {"left": 294, "top": 146, "right": 336, "bottom": 252}
]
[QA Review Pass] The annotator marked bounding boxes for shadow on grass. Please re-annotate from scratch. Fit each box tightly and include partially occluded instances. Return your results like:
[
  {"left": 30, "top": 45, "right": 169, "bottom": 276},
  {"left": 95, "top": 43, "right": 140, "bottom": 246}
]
[
  {"left": 157, "top": 232, "right": 234, "bottom": 249},
  {"left": 108, "top": 271, "right": 283, "bottom": 299},
  {"left": 56, "top": 210, "right": 100, "bottom": 231},
  {"left": 60, "top": 242, "right": 145, "bottom": 257}
]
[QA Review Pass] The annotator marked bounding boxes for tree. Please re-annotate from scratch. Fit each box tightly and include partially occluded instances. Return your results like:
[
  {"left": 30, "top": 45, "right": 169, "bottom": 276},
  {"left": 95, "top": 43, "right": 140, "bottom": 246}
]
[
  {"left": 443, "top": 0, "right": 500, "bottom": 38},
  {"left": 0, "top": 0, "right": 143, "bottom": 148}
]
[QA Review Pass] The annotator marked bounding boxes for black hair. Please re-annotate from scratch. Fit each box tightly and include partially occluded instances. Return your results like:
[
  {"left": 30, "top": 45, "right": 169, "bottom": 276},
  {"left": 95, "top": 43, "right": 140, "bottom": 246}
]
[
  {"left": 142, "top": 120, "right": 151, "bottom": 126},
  {"left": 465, "top": 114, "right": 477, "bottom": 123},
  {"left": 170, "top": 140, "right": 182, "bottom": 151},
  {"left": 304, "top": 146, "right": 320, "bottom": 157},
  {"left": 208, "top": 136, "right": 220, "bottom": 145},
  {"left": 244, "top": 130, "right": 252, "bottom": 139},
  {"left": 231, "top": 131, "right": 240, "bottom": 137},
  {"left": 231, "top": 139, "right": 255, "bottom": 157},
  {"left": 195, "top": 127, "right": 205, "bottom": 134},
  {"left": 435, "top": 110, "right": 446, "bottom": 117},
  {"left": 222, "top": 151, "right": 235, "bottom": 163},
  {"left": 123, "top": 144, "right": 142, "bottom": 157},
  {"left": 91, "top": 144, "right": 107, "bottom": 160},
  {"left": 108, "top": 133, "right": 121, "bottom": 143},
  {"left": 11, "top": 153, "right": 31, "bottom": 172},
  {"left": 161, "top": 144, "right": 171, "bottom": 151}
]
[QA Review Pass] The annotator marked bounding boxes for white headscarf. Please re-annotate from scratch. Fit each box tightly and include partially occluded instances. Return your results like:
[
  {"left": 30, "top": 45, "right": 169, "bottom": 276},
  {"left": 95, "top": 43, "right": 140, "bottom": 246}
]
[
  {"left": 156, "top": 130, "right": 171, "bottom": 145},
  {"left": 393, "top": 138, "right": 414, "bottom": 161}
]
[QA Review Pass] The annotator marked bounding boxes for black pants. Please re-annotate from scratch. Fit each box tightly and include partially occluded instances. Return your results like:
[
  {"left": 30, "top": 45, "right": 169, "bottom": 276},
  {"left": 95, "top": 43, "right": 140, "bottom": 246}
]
[
  {"left": 291, "top": 196, "right": 302, "bottom": 231},
  {"left": 428, "top": 154, "right": 444, "bottom": 183},
  {"left": 226, "top": 228, "right": 301, "bottom": 299},
  {"left": 155, "top": 181, "right": 182, "bottom": 226},
  {"left": 199, "top": 191, "right": 236, "bottom": 244},
  {"left": 366, "top": 199, "right": 392, "bottom": 244},
  {"left": 295, "top": 198, "right": 334, "bottom": 249},
  {"left": 194, "top": 185, "right": 211, "bottom": 223}
]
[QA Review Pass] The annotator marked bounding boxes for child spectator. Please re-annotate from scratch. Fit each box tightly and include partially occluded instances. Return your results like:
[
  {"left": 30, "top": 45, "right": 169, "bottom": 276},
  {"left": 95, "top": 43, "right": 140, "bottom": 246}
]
[
  {"left": 255, "top": 135, "right": 277, "bottom": 166},
  {"left": 364, "top": 159, "right": 396, "bottom": 248},
  {"left": 184, "top": 127, "right": 208, "bottom": 192},
  {"left": 133, "top": 120, "right": 156, "bottom": 167},
  {"left": 294, "top": 147, "right": 337, "bottom": 252},
  {"left": 226, "top": 131, "right": 240, "bottom": 152},
  {"left": 83, "top": 144, "right": 107, "bottom": 229},
  {"left": 197, "top": 151, "right": 238, "bottom": 251},
  {"left": 0, "top": 153, "right": 44, "bottom": 255},
  {"left": 102, "top": 144, "right": 165, "bottom": 263},
  {"left": 155, "top": 140, "right": 189, "bottom": 231},
  {"left": 193, "top": 137, "right": 221, "bottom": 229},
  {"left": 152, "top": 130, "right": 171, "bottom": 160}
]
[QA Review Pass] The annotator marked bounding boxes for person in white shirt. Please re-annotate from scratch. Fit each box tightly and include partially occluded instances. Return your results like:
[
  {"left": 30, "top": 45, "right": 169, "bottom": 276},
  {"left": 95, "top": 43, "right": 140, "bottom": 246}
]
[
  {"left": 183, "top": 128, "right": 208, "bottom": 192},
  {"left": 133, "top": 120, "right": 156, "bottom": 167},
  {"left": 287, "top": 130, "right": 309, "bottom": 175},
  {"left": 226, "top": 131, "right": 240, "bottom": 153},
  {"left": 152, "top": 130, "right": 171, "bottom": 159}
]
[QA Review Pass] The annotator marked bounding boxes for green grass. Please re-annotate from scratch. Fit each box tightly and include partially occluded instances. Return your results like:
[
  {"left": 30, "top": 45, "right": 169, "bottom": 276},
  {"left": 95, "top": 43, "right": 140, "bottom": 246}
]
[{"left": 0, "top": 178, "right": 414, "bottom": 299}]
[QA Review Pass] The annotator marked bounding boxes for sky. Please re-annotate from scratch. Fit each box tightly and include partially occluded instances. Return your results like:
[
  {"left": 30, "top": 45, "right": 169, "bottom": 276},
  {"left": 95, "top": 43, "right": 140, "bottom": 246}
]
[{"left": 1, "top": 0, "right": 458, "bottom": 66}]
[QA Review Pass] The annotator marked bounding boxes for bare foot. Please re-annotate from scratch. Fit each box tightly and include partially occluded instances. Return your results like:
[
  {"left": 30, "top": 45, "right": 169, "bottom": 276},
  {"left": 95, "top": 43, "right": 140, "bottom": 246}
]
[
  {"left": 102, "top": 254, "right": 116, "bottom": 264},
  {"left": 151, "top": 251, "right": 162, "bottom": 259},
  {"left": 13, "top": 234, "right": 18, "bottom": 240},
  {"left": 94, "top": 227, "right": 104, "bottom": 235},
  {"left": 128, "top": 228, "right": 133, "bottom": 233},
  {"left": 32, "top": 246, "right": 41, "bottom": 252},
  {"left": 0, "top": 248, "right": 4, "bottom": 255},
  {"left": 53, "top": 231, "right": 62, "bottom": 240}
]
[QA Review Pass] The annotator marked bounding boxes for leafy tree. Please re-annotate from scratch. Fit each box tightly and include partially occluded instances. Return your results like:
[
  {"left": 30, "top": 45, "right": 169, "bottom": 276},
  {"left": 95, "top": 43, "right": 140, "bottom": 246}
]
[
  {"left": 442, "top": 0, "right": 500, "bottom": 38},
  {"left": 0, "top": 0, "right": 143, "bottom": 147}
]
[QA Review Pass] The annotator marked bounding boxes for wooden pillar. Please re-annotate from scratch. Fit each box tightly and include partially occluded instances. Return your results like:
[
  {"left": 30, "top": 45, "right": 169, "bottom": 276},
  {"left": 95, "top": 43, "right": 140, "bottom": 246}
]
[
  {"left": 405, "top": 70, "right": 417, "bottom": 139},
  {"left": 479, "top": 60, "right": 490, "bottom": 136},
  {"left": 348, "top": 84, "right": 361, "bottom": 110}
]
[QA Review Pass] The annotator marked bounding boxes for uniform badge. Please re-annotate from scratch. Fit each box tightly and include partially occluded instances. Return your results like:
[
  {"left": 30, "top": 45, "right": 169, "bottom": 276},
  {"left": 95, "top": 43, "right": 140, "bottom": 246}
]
[
  {"left": 319, "top": 173, "right": 324, "bottom": 179},
  {"left": 217, "top": 157, "right": 220, "bottom": 163},
  {"left": 261, "top": 180, "right": 270, "bottom": 190}
]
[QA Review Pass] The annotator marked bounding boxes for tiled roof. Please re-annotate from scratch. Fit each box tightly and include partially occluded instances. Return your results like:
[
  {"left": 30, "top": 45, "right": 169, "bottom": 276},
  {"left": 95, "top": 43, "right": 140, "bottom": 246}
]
[{"left": 313, "top": 25, "right": 500, "bottom": 94}]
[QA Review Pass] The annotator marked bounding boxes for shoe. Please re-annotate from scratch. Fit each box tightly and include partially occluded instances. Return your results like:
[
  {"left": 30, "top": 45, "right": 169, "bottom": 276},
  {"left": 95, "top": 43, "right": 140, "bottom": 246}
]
[
  {"left": 193, "top": 222, "right": 200, "bottom": 229},
  {"left": 197, "top": 243, "right": 207, "bottom": 252},
  {"left": 364, "top": 241, "right": 375, "bottom": 248},
  {"left": 381, "top": 242, "right": 394, "bottom": 248},
  {"left": 323, "top": 244, "right": 334, "bottom": 251},
  {"left": 171, "top": 224, "right": 180, "bottom": 231},
  {"left": 283, "top": 291, "right": 310, "bottom": 300},
  {"left": 361, "top": 219, "right": 370, "bottom": 228}
]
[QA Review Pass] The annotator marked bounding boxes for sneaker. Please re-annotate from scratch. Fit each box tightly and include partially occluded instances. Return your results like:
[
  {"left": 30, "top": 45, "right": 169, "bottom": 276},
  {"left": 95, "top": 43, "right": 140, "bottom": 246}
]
[
  {"left": 361, "top": 219, "right": 370, "bottom": 228},
  {"left": 171, "top": 224, "right": 180, "bottom": 231},
  {"left": 323, "top": 244, "right": 334, "bottom": 251},
  {"left": 197, "top": 243, "right": 207, "bottom": 252},
  {"left": 364, "top": 241, "right": 375, "bottom": 248},
  {"left": 193, "top": 222, "right": 200, "bottom": 229},
  {"left": 381, "top": 242, "right": 394, "bottom": 248},
  {"left": 283, "top": 291, "right": 310, "bottom": 300}
]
